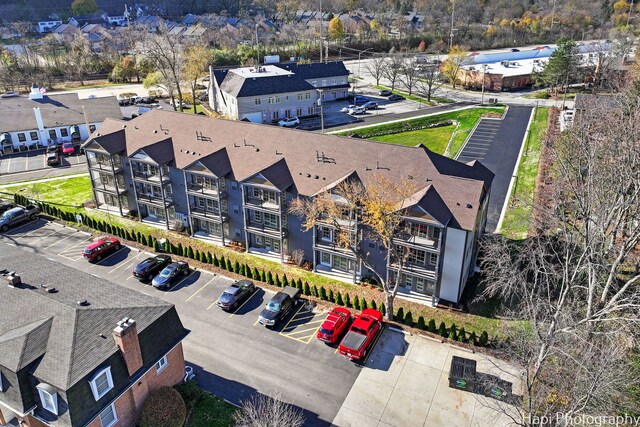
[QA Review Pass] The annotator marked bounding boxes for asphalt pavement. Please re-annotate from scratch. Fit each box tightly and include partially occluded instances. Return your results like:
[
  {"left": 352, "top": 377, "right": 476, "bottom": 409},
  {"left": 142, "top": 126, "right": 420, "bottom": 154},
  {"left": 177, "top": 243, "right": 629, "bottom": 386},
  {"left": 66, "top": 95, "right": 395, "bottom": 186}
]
[{"left": 455, "top": 106, "right": 534, "bottom": 232}]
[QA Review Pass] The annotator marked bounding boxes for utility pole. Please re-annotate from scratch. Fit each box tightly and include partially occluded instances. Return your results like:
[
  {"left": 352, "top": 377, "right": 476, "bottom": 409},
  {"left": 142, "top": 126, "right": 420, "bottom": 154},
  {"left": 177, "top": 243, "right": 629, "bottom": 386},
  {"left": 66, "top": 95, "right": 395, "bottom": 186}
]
[
  {"left": 448, "top": 0, "right": 455, "bottom": 51},
  {"left": 317, "top": 90, "right": 324, "bottom": 133},
  {"left": 481, "top": 64, "right": 487, "bottom": 106},
  {"left": 319, "top": 0, "right": 323, "bottom": 63}
]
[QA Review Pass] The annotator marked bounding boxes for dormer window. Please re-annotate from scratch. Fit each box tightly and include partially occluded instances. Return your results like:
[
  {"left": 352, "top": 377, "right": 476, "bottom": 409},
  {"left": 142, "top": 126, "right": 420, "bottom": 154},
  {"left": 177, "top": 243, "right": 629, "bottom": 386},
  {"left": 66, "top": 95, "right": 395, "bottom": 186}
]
[
  {"left": 89, "top": 366, "right": 114, "bottom": 401},
  {"left": 0, "top": 372, "right": 5, "bottom": 392},
  {"left": 37, "top": 383, "right": 59, "bottom": 415}
]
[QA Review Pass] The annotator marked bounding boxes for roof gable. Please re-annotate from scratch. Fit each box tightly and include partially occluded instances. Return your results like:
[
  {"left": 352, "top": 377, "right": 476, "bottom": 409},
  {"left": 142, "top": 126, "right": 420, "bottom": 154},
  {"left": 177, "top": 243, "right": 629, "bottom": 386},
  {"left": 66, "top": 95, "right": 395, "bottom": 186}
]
[{"left": 243, "top": 158, "right": 293, "bottom": 191}]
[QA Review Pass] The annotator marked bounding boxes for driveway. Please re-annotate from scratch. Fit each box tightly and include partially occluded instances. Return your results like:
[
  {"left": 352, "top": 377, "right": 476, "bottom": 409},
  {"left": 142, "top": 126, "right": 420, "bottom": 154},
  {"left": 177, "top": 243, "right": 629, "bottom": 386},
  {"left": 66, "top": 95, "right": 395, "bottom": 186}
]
[
  {"left": 0, "top": 150, "right": 87, "bottom": 182},
  {"left": 333, "top": 331, "right": 522, "bottom": 427},
  {"left": 455, "top": 106, "right": 534, "bottom": 232}
]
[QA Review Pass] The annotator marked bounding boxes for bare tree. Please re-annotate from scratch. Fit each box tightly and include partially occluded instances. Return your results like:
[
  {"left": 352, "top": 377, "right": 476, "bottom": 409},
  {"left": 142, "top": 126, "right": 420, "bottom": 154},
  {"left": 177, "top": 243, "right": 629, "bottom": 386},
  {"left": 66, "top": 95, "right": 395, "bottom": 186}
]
[
  {"left": 382, "top": 54, "right": 404, "bottom": 91},
  {"left": 289, "top": 174, "right": 419, "bottom": 321},
  {"left": 364, "top": 55, "right": 388, "bottom": 87},
  {"left": 141, "top": 23, "right": 186, "bottom": 111},
  {"left": 233, "top": 393, "right": 304, "bottom": 427},
  {"left": 480, "top": 92, "right": 640, "bottom": 424},
  {"left": 415, "top": 56, "right": 443, "bottom": 102},
  {"left": 399, "top": 59, "right": 420, "bottom": 95}
]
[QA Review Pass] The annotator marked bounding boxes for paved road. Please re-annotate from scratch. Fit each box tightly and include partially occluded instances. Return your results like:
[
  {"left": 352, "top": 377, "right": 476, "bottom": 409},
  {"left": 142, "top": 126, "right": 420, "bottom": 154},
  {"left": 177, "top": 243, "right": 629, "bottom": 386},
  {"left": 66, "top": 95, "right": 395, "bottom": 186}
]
[
  {"left": 455, "top": 106, "right": 534, "bottom": 232},
  {"left": 0, "top": 150, "right": 87, "bottom": 184},
  {"left": 0, "top": 219, "right": 362, "bottom": 426}
]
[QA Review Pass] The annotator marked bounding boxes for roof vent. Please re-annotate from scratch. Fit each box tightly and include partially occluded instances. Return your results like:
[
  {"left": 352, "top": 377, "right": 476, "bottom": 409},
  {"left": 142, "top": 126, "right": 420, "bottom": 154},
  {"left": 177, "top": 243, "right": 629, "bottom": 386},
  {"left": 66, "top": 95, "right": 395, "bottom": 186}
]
[
  {"left": 153, "top": 130, "right": 157, "bottom": 133},
  {"left": 122, "top": 125, "right": 126, "bottom": 128},
  {"left": 306, "top": 173, "right": 311, "bottom": 177},
  {"left": 77, "top": 300, "right": 90, "bottom": 306},
  {"left": 314, "top": 175, "right": 319, "bottom": 179},
  {"left": 46, "top": 287, "right": 57, "bottom": 293},
  {"left": 466, "top": 203, "right": 473, "bottom": 208}
]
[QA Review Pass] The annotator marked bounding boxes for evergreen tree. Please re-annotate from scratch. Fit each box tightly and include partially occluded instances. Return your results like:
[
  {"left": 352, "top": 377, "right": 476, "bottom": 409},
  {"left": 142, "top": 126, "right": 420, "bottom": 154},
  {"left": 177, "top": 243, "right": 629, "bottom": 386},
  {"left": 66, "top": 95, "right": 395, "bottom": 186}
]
[
  {"left": 303, "top": 282, "right": 311, "bottom": 296},
  {"left": 427, "top": 319, "right": 437, "bottom": 333},
  {"left": 207, "top": 252, "right": 213, "bottom": 264},
  {"left": 345, "top": 293, "right": 352, "bottom": 308},
  {"left": 320, "top": 287, "right": 328, "bottom": 300},
  {"left": 177, "top": 243, "right": 184, "bottom": 256},
  {"left": 469, "top": 331, "right": 477, "bottom": 345},
  {"left": 140, "top": 234, "right": 148, "bottom": 246},
  {"left": 275, "top": 274, "right": 281, "bottom": 287},
  {"left": 396, "top": 307, "right": 404, "bottom": 321},
  {"left": 233, "top": 261, "right": 240, "bottom": 274},
  {"left": 458, "top": 327, "right": 466, "bottom": 342},
  {"left": 361, "top": 298, "right": 368, "bottom": 310},
  {"left": 438, "top": 322, "right": 447, "bottom": 337},
  {"left": 312, "top": 285, "right": 319, "bottom": 297},
  {"left": 370, "top": 300, "right": 377, "bottom": 310},
  {"left": 448, "top": 323, "right": 458, "bottom": 341},
  {"left": 353, "top": 295, "right": 361, "bottom": 311},
  {"left": 479, "top": 331, "right": 489, "bottom": 346},
  {"left": 417, "top": 316, "right": 426, "bottom": 330},
  {"left": 226, "top": 258, "right": 233, "bottom": 271},
  {"left": 213, "top": 254, "right": 219, "bottom": 266},
  {"left": 328, "top": 289, "right": 334, "bottom": 302},
  {"left": 253, "top": 267, "right": 261, "bottom": 281},
  {"left": 244, "top": 264, "right": 251, "bottom": 278},
  {"left": 296, "top": 278, "right": 303, "bottom": 290},
  {"left": 404, "top": 311, "right": 413, "bottom": 326},
  {"left": 282, "top": 274, "right": 289, "bottom": 287},
  {"left": 266, "top": 271, "right": 274, "bottom": 285},
  {"left": 380, "top": 302, "right": 386, "bottom": 316},
  {"left": 219, "top": 256, "right": 226, "bottom": 269},
  {"left": 336, "top": 292, "right": 344, "bottom": 306}
]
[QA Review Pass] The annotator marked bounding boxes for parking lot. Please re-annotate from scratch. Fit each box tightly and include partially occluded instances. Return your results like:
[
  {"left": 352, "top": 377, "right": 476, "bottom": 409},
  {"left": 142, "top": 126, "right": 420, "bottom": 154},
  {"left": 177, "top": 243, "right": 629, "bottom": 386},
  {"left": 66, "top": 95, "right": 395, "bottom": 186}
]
[
  {"left": 0, "top": 149, "right": 86, "bottom": 175},
  {"left": 0, "top": 218, "right": 365, "bottom": 425}
]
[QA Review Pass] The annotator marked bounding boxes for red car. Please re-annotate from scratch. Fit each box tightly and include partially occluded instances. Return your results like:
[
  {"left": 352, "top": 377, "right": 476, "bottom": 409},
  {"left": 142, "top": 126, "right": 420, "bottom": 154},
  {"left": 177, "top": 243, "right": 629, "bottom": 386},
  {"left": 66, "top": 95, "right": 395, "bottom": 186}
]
[
  {"left": 338, "top": 308, "right": 383, "bottom": 362},
  {"left": 83, "top": 237, "right": 121, "bottom": 262},
  {"left": 317, "top": 307, "right": 351, "bottom": 344},
  {"left": 62, "top": 142, "right": 75, "bottom": 155}
]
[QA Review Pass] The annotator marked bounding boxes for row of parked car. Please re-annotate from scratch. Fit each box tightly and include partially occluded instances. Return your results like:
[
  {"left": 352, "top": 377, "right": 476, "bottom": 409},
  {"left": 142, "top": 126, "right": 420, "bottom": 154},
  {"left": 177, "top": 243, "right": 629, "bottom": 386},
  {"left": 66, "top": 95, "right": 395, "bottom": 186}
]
[{"left": 340, "top": 91, "right": 406, "bottom": 115}]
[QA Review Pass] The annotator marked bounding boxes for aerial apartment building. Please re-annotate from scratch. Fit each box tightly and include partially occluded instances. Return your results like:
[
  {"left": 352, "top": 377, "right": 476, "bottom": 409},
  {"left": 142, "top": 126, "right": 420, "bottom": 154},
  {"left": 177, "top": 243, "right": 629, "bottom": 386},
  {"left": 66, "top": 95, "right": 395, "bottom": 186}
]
[{"left": 82, "top": 110, "right": 493, "bottom": 305}]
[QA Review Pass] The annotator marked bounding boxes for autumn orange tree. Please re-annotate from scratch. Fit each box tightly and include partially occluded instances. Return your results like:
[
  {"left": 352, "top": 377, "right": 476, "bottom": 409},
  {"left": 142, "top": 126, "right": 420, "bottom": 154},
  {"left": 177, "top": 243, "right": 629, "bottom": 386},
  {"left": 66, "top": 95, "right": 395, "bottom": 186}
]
[
  {"left": 289, "top": 174, "right": 419, "bottom": 321},
  {"left": 441, "top": 45, "right": 467, "bottom": 89}
]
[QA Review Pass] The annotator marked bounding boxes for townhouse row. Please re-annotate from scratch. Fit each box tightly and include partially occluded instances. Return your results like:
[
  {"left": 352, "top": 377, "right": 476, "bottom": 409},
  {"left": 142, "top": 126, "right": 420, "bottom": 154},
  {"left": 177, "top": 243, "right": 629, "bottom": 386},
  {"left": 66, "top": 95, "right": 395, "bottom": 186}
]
[{"left": 83, "top": 110, "right": 494, "bottom": 305}]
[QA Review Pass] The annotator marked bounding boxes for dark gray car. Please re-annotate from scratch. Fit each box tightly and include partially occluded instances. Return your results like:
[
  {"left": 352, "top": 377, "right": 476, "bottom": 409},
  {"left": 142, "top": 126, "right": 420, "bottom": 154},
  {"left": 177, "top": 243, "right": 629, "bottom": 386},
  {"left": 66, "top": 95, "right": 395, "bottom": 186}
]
[{"left": 216, "top": 280, "right": 256, "bottom": 310}]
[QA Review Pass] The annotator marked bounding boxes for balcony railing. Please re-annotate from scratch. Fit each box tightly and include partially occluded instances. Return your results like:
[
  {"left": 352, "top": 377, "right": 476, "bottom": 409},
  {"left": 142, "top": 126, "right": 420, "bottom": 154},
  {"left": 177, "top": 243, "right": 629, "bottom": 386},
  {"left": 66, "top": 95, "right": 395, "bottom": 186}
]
[
  {"left": 135, "top": 192, "right": 174, "bottom": 206},
  {"left": 88, "top": 159, "right": 123, "bottom": 173},
  {"left": 393, "top": 232, "right": 439, "bottom": 250},
  {"left": 190, "top": 205, "right": 228, "bottom": 221},
  {"left": 186, "top": 183, "right": 225, "bottom": 198},
  {"left": 314, "top": 238, "right": 357, "bottom": 256},
  {"left": 244, "top": 197, "right": 280, "bottom": 211},
  {"left": 132, "top": 170, "right": 170, "bottom": 183},
  {"left": 246, "top": 221, "right": 288, "bottom": 237},
  {"left": 389, "top": 261, "right": 438, "bottom": 277},
  {"left": 92, "top": 179, "right": 126, "bottom": 195}
]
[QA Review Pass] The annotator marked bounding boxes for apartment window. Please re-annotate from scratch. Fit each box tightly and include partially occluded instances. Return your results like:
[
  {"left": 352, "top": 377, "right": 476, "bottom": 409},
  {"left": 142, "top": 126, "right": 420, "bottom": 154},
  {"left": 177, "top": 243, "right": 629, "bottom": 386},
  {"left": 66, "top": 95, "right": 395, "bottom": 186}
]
[
  {"left": 268, "top": 97, "right": 274, "bottom": 104},
  {"left": 285, "top": 109, "right": 291, "bottom": 118},
  {"left": 254, "top": 210, "right": 263, "bottom": 222},
  {"left": 297, "top": 93, "right": 303, "bottom": 100},
  {"left": 255, "top": 98, "right": 261, "bottom": 105},
  {"left": 411, "top": 223, "right": 429, "bottom": 239},
  {"left": 408, "top": 248, "right": 426, "bottom": 266},
  {"left": 36, "top": 384, "right": 58, "bottom": 414},
  {"left": 305, "top": 93, "right": 311, "bottom": 100},
  {"left": 256, "top": 235, "right": 263, "bottom": 245},
  {"left": 30, "top": 131, "right": 39, "bottom": 140},
  {"left": 320, "top": 227, "right": 331, "bottom": 241},
  {"left": 155, "top": 355, "right": 168, "bottom": 373},
  {"left": 433, "top": 228, "right": 441, "bottom": 239},
  {"left": 307, "top": 107, "right": 313, "bottom": 115},
  {"left": 231, "top": 181, "right": 238, "bottom": 191},
  {"left": 297, "top": 108, "right": 303, "bottom": 116},
  {"left": 60, "top": 128, "right": 68, "bottom": 137},
  {"left": 89, "top": 367, "right": 114, "bottom": 401},
  {"left": 89, "top": 125, "right": 96, "bottom": 132},
  {"left": 322, "top": 79, "right": 327, "bottom": 86},
  {"left": 99, "top": 403, "right": 118, "bottom": 427},
  {"left": 275, "top": 96, "right": 281, "bottom": 103},
  {"left": 48, "top": 129, "right": 57, "bottom": 139},
  {"left": 430, "top": 253, "right": 438, "bottom": 266},
  {"left": 332, "top": 79, "right": 337, "bottom": 84},
  {"left": 264, "top": 212, "right": 278, "bottom": 228},
  {"left": 312, "top": 81, "right": 317, "bottom": 87},
  {"left": 18, "top": 133, "right": 26, "bottom": 142},
  {"left": 235, "top": 227, "right": 241, "bottom": 237},
  {"left": 272, "top": 111, "right": 279, "bottom": 120},
  {"left": 321, "top": 251, "right": 331, "bottom": 265},
  {"left": 334, "top": 255, "right": 351, "bottom": 272}
]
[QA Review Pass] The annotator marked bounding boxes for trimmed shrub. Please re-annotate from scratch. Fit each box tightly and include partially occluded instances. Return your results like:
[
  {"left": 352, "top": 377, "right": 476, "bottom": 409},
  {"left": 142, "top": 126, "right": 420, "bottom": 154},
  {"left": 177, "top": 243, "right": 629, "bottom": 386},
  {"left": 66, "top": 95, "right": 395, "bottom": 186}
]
[
  {"left": 266, "top": 271, "right": 274, "bottom": 285},
  {"left": 458, "top": 327, "right": 466, "bottom": 342},
  {"left": 218, "top": 255, "right": 226, "bottom": 269},
  {"left": 380, "top": 302, "right": 386, "bottom": 316},
  {"left": 253, "top": 267, "right": 261, "bottom": 281},
  {"left": 311, "top": 284, "right": 319, "bottom": 297},
  {"left": 137, "top": 232, "right": 142, "bottom": 243},
  {"left": 427, "top": 319, "right": 437, "bottom": 333},
  {"left": 328, "top": 289, "right": 334, "bottom": 302},
  {"left": 206, "top": 252, "right": 213, "bottom": 264},
  {"left": 139, "top": 386, "right": 186, "bottom": 427},
  {"left": 448, "top": 323, "right": 458, "bottom": 341},
  {"left": 404, "top": 311, "right": 413, "bottom": 326},
  {"left": 177, "top": 243, "right": 184, "bottom": 256},
  {"left": 282, "top": 274, "right": 289, "bottom": 287},
  {"left": 303, "top": 282, "right": 311, "bottom": 296},
  {"left": 275, "top": 274, "right": 282, "bottom": 287},
  {"left": 469, "top": 331, "right": 477, "bottom": 345},
  {"left": 370, "top": 300, "right": 377, "bottom": 310},
  {"left": 479, "top": 331, "right": 489, "bottom": 346},
  {"left": 154, "top": 239, "right": 161, "bottom": 252},
  {"left": 417, "top": 316, "right": 426, "bottom": 330},
  {"left": 233, "top": 261, "right": 240, "bottom": 274},
  {"left": 345, "top": 293, "right": 352, "bottom": 308},
  {"left": 259, "top": 270, "right": 266, "bottom": 282},
  {"left": 353, "top": 295, "right": 361, "bottom": 311},
  {"left": 396, "top": 307, "right": 404, "bottom": 322},
  {"left": 244, "top": 264, "right": 251, "bottom": 278},
  {"left": 140, "top": 234, "right": 148, "bottom": 247},
  {"left": 320, "top": 286, "right": 328, "bottom": 300},
  {"left": 200, "top": 251, "right": 207, "bottom": 263},
  {"left": 225, "top": 258, "right": 233, "bottom": 272},
  {"left": 336, "top": 292, "right": 344, "bottom": 306},
  {"left": 361, "top": 298, "right": 368, "bottom": 309},
  {"left": 212, "top": 254, "right": 219, "bottom": 267},
  {"left": 438, "top": 322, "right": 448, "bottom": 337}
]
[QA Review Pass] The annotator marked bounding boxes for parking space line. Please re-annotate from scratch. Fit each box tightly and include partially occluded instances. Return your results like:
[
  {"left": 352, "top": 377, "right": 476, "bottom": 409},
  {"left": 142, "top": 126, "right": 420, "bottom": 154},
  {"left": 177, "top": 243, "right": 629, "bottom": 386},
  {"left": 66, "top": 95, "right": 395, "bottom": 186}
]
[
  {"left": 167, "top": 271, "right": 195, "bottom": 292},
  {"left": 91, "top": 247, "right": 126, "bottom": 266},
  {"left": 44, "top": 233, "right": 77, "bottom": 250},
  {"left": 6, "top": 225, "right": 48, "bottom": 239},
  {"left": 25, "top": 154, "right": 30, "bottom": 172},
  {"left": 253, "top": 318, "right": 261, "bottom": 326},
  {"left": 229, "top": 289, "right": 261, "bottom": 317},
  {"left": 186, "top": 276, "right": 217, "bottom": 302},
  {"left": 1, "top": 219, "right": 43, "bottom": 236},
  {"left": 281, "top": 323, "right": 324, "bottom": 335},
  {"left": 109, "top": 251, "right": 145, "bottom": 274},
  {"left": 30, "top": 229, "right": 62, "bottom": 243},
  {"left": 279, "top": 304, "right": 306, "bottom": 332}
]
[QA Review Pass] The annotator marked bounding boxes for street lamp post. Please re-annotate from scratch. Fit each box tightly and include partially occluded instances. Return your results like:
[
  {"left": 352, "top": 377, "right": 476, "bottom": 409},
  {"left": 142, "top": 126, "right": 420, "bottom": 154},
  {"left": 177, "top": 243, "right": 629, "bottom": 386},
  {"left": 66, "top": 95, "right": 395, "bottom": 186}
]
[
  {"left": 481, "top": 64, "right": 488, "bottom": 106},
  {"left": 317, "top": 89, "right": 324, "bottom": 133},
  {"left": 357, "top": 48, "right": 372, "bottom": 79}
]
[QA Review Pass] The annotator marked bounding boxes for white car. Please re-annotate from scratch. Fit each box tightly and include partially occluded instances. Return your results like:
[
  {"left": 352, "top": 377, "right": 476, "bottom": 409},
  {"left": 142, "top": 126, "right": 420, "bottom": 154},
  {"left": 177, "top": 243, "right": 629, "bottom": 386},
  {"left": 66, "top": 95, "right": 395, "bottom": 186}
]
[
  {"left": 278, "top": 117, "right": 300, "bottom": 127},
  {"left": 340, "top": 104, "right": 356, "bottom": 113},
  {"left": 349, "top": 106, "right": 366, "bottom": 115}
]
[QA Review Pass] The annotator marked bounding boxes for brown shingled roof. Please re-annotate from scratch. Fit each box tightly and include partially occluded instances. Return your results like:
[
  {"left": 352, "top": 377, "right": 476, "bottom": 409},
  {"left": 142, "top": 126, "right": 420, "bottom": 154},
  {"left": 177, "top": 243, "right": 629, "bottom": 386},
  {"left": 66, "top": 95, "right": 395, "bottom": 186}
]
[{"left": 89, "top": 110, "right": 493, "bottom": 231}]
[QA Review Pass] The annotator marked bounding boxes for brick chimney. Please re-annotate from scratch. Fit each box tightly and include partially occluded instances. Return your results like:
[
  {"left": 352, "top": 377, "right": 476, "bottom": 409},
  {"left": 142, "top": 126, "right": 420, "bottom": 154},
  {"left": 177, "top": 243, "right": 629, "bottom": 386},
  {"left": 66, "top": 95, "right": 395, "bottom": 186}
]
[{"left": 113, "top": 318, "right": 143, "bottom": 377}]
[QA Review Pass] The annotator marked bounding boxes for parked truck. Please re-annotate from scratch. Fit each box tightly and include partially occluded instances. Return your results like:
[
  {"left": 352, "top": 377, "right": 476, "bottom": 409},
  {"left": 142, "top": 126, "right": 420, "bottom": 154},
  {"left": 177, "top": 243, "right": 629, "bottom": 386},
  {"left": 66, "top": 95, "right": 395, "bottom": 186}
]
[
  {"left": 0, "top": 205, "right": 40, "bottom": 232},
  {"left": 338, "top": 308, "right": 383, "bottom": 362},
  {"left": 258, "top": 286, "right": 301, "bottom": 327}
]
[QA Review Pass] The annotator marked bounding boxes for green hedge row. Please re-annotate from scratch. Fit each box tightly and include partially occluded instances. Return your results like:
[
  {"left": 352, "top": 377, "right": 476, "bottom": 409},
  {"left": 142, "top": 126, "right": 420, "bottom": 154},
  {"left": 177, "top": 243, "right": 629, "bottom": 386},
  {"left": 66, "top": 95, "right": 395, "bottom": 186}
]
[{"left": 15, "top": 194, "right": 492, "bottom": 346}]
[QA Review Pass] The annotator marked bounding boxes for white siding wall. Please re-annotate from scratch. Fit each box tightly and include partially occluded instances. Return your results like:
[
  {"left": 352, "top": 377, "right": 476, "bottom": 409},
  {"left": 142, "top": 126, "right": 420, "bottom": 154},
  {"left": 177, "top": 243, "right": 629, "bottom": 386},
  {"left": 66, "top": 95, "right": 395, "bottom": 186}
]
[{"left": 439, "top": 227, "right": 470, "bottom": 303}]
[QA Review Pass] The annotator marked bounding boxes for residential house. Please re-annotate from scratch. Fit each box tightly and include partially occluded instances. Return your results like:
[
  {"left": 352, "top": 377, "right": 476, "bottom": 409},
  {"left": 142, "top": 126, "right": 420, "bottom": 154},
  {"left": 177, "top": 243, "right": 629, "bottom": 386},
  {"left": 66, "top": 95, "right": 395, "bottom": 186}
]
[
  {"left": 133, "top": 15, "right": 165, "bottom": 32},
  {"left": 0, "top": 241, "right": 189, "bottom": 427},
  {"left": 37, "top": 21, "right": 62, "bottom": 33},
  {"left": 209, "top": 61, "right": 350, "bottom": 123},
  {"left": 82, "top": 110, "right": 493, "bottom": 305},
  {"left": 0, "top": 85, "right": 122, "bottom": 155},
  {"left": 51, "top": 23, "right": 81, "bottom": 41}
]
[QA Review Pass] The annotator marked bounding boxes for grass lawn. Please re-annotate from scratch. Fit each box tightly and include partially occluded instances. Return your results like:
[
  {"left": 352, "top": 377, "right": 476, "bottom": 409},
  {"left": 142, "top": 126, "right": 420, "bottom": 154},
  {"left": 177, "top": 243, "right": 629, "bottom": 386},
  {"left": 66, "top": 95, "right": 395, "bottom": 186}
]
[
  {"left": 187, "top": 394, "right": 236, "bottom": 427},
  {"left": 55, "top": 82, "right": 137, "bottom": 91},
  {"left": 0, "top": 175, "right": 93, "bottom": 208},
  {"left": 183, "top": 104, "right": 208, "bottom": 115},
  {"left": 370, "top": 124, "right": 456, "bottom": 153},
  {"left": 499, "top": 107, "right": 550, "bottom": 239},
  {"left": 340, "top": 107, "right": 505, "bottom": 159},
  {"left": 374, "top": 84, "right": 455, "bottom": 105}
]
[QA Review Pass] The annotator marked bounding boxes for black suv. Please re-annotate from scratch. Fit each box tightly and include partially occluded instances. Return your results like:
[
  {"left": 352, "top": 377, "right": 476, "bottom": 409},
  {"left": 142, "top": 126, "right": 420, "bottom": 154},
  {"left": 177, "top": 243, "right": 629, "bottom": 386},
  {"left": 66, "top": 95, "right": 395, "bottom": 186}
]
[
  {"left": 217, "top": 280, "right": 256, "bottom": 310},
  {"left": 0, "top": 201, "right": 14, "bottom": 215},
  {"left": 258, "top": 286, "right": 301, "bottom": 327},
  {"left": 133, "top": 254, "right": 172, "bottom": 281}
]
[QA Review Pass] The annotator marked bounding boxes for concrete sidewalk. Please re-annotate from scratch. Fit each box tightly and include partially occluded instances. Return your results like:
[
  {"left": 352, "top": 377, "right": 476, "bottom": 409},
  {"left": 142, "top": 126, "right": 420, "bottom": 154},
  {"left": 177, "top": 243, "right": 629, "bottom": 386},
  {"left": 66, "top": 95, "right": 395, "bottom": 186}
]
[{"left": 332, "top": 330, "right": 522, "bottom": 427}]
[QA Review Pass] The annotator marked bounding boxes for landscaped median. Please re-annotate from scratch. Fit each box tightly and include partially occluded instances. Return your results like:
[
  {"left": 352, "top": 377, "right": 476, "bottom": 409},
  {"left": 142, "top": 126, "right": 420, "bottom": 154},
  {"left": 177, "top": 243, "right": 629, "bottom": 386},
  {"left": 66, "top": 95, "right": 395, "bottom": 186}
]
[
  {"left": 498, "top": 107, "right": 551, "bottom": 239},
  {"left": 4, "top": 185, "right": 502, "bottom": 341},
  {"left": 334, "top": 107, "right": 505, "bottom": 158}
]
